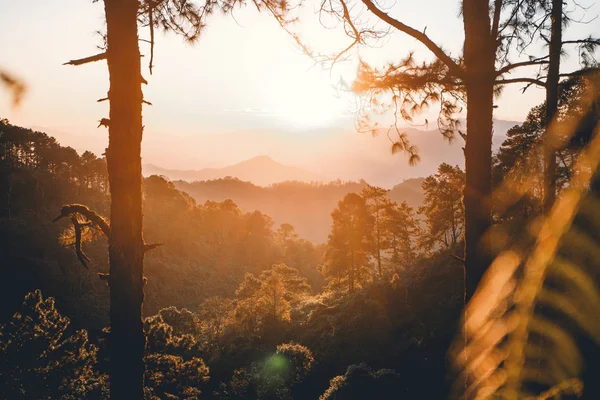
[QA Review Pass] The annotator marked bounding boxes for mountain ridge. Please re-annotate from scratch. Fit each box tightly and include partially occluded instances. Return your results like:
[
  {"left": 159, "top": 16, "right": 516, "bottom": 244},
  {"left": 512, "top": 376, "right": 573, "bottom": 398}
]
[
  {"left": 143, "top": 155, "right": 328, "bottom": 187},
  {"left": 32, "top": 118, "right": 521, "bottom": 187}
]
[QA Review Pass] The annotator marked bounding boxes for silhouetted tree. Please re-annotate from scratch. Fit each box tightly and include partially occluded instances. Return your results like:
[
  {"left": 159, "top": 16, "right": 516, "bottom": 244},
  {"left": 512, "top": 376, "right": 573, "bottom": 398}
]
[
  {"left": 100, "top": 1, "right": 147, "bottom": 397},
  {"left": 319, "top": 363, "right": 402, "bottom": 400},
  {"left": 291, "top": 0, "right": 596, "bottom": 299},
  {"left": 419, "top": 164, "right": 464, "bottom": 252},
  {"left": 234, "top": 264, "right": 310, "bottom": 332},
  {"left": 143, "top": 310, "right": 210, "bottom": 398},
  {"left": 324, "top": 193, "right": 373, "bottom": 292},
  {"left": 197, "top": 296, "right": 234, "bottom": 344},
  {"left": 542, "top": 0, "right": 563, "bottom": 212},
  {"left": 58, "top": 0, "right": 300, "bottom": 396},
  {"left": 0, "top": 290, "right": 107, "bottom": 399},
  {"left": 494, "top": 72, "right": 600, "bottom": 224},
  {"left": 226, "top": 342, "right": 315, "bottom": 399},
  {"left": 382, "top": 200, "right": 418, "bottom": 274},
  {"left": 360, "top": 185, "right": 388, "bottom": 276},
  {"left": 518, "top": 0, "right": 600, "bottom": 212}
]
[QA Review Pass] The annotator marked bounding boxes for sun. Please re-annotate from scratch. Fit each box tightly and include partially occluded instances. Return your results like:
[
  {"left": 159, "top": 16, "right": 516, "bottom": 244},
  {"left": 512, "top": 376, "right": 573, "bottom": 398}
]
[{"left": 266, "top": 66, "right": 350, "bottom": 129}]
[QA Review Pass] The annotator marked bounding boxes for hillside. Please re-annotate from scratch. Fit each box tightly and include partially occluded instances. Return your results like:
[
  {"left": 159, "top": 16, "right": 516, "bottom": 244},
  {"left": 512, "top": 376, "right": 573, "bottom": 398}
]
[
  {"left": 388, "top": 177, "right": 425, "bottom": 207},
  {"left": 175, "top": 177, "right": 425, "bottom": 243},
  {"left": 0, "top": 121, "right": 325, "bottom": 328}
]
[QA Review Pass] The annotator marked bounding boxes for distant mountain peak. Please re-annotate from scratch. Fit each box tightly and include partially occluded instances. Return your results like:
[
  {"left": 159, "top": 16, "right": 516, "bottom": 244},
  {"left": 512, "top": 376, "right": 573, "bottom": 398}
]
[
  {"left": 143, "top": 155, "right": 328, "bottom": 186},
  {"left": 249, "top": 154, "right": 274, "bottom": 161},
  {"left": 239, "top": 155, "right": 277, "bottom": 165}
]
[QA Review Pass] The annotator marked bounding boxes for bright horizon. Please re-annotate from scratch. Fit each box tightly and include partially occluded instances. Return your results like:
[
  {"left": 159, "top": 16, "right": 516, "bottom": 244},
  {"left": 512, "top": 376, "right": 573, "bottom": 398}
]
[{"left": 1, "top": 0, "right": 597, "bottom": 176}]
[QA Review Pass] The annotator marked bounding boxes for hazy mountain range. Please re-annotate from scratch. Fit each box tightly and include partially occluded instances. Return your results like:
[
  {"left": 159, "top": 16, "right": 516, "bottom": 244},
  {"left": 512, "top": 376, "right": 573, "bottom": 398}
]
[
  {"left": 34, "top": 119, "right": 520, "bottom": 187},
  {"left": 144, "top": 155, "right": 327, "bottom": 187},
  {"left": 175, "top": 177, "right": 426, "bottom": 243}
]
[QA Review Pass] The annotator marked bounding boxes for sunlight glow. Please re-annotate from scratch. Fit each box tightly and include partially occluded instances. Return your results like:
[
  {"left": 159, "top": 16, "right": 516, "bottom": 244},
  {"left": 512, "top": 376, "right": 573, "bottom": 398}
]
[{"left": 266, "top": 66, "right": 350, "bottom": 129}]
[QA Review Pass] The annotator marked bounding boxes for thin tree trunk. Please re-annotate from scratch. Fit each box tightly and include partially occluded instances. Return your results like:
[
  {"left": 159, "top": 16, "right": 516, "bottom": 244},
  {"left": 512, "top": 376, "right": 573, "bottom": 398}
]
[
  {"left": 376, "top": 207, "right": 381, "bottom": 276},
  {"left": 104, "top": 0, "right": 146, "bottom": 398},
  {"left": 463, "top": 0, "right": 496, "bottom": 301},
  {"left": 543, "top": 0, "right": 563, "bottom": 213},
  {"left": 350, "top": 251, "right": 355, "bottom": 292},
  {"left": 450, "top": 192, "right": 457, "bottom": 247}
]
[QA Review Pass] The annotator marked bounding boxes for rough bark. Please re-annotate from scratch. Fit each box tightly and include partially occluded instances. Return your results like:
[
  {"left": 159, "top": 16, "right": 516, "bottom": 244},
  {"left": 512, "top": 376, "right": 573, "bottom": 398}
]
[
  {"left": 104, "top": 0, "right": 146, "bottom": 398},
  {"left": 543, "top": 0, "right": 563, "bottom": 213},
  {"left": 462, "top": 0, "right": 496, "bottom": 301}
]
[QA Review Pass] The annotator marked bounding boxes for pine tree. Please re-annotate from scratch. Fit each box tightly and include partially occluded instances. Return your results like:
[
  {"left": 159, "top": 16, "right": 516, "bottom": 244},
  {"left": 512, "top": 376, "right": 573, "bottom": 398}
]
[
  {"left": 101, "top": 2, "right": 147, "bottom": 397},
  {"left": 360, "top": 185, "right": 388, "bottom": 276},
  {"left": 0, "top": 290, "right": 107, "bottom": 399},
  {"left": 382, "top": 200, "right": 419, "bottom": 275},
  {"left": 494, "top": 73, "right": 600, "bottom": 224},
  {"left": 291, "top": 0, "right": 596, "bottom": 299},
  {"left": 542, "top": 0, "right": 563, "bottom": 212},
  {"left": 234, "top": 264, "right": 311, "bottom": 330},
  {"left": 324, "top": 193, "right": 374, "bottom": 292},
  {"left": 58, "top": 0, "right": 300, "bottom": 396},
  {"left": 418, "top": 164, "right": 465, "bottom": 253}
]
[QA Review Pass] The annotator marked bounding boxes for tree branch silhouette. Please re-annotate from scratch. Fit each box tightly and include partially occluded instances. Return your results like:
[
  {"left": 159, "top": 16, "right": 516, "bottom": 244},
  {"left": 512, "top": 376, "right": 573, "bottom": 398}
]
[
  {"left": 53, "top": 204, "right": 162, "bottom": 269},
  {"left": 63, "top": 52, "right": 107, "bottom": 66}
]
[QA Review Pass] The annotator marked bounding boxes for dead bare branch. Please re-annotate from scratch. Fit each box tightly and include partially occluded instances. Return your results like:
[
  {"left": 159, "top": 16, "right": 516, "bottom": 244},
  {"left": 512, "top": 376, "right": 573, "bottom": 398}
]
[{"left": 63, "top": 52, "right": 107, "bottom": 66}]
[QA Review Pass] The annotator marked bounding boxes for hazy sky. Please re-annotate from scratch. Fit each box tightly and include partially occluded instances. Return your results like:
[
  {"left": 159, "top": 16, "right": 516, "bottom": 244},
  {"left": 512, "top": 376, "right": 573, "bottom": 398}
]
[{"left": 1, "top": 0, "right": 598, "bottom": 169}]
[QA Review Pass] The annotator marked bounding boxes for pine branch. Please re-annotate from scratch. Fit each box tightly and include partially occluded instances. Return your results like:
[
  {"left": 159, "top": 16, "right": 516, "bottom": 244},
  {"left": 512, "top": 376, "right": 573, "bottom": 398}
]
[
  {"left": 54, "top": 204, "right": 163, "bottom": 268},
  {"left": 63, "top": 52, "right": 107, "bottom": 66},
  {"left": 53, "top": 204, "right": 111, "bottom": 236},
  {"left": 53, "top": 205, "right": 109, "bottom": 268},
  {"left": 495, "top": 77, "right": 546, "bottom": 87},
  {"left": 563, "top": 39, "right": 600, "bottom": 46},
  {"left": 496, "top": 56, "right": 550, "bottom": 76},
  {"left": 359, "top": 0, "right": 464, "bottom": 79},
  {"left": 331, "top": 0, "right": 362, "bottom": 67},
  {"left": 560, "top": 67, "right": 600, "bottom": 78}
]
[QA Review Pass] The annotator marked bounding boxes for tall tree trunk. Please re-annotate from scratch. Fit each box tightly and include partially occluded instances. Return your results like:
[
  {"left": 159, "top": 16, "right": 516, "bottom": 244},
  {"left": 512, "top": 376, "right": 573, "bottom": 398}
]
[
  {"left": 104, "top": 0, "right": 146, "bottom": 398},
  {"left": 462, "top": 0, "right": 496, "bottom": 301},
  {"left": 543, "top": 0, "right": 563, "bottom": 213},
  {"left": 376, "top": 208, "right": 381, "bottom": 276}
]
